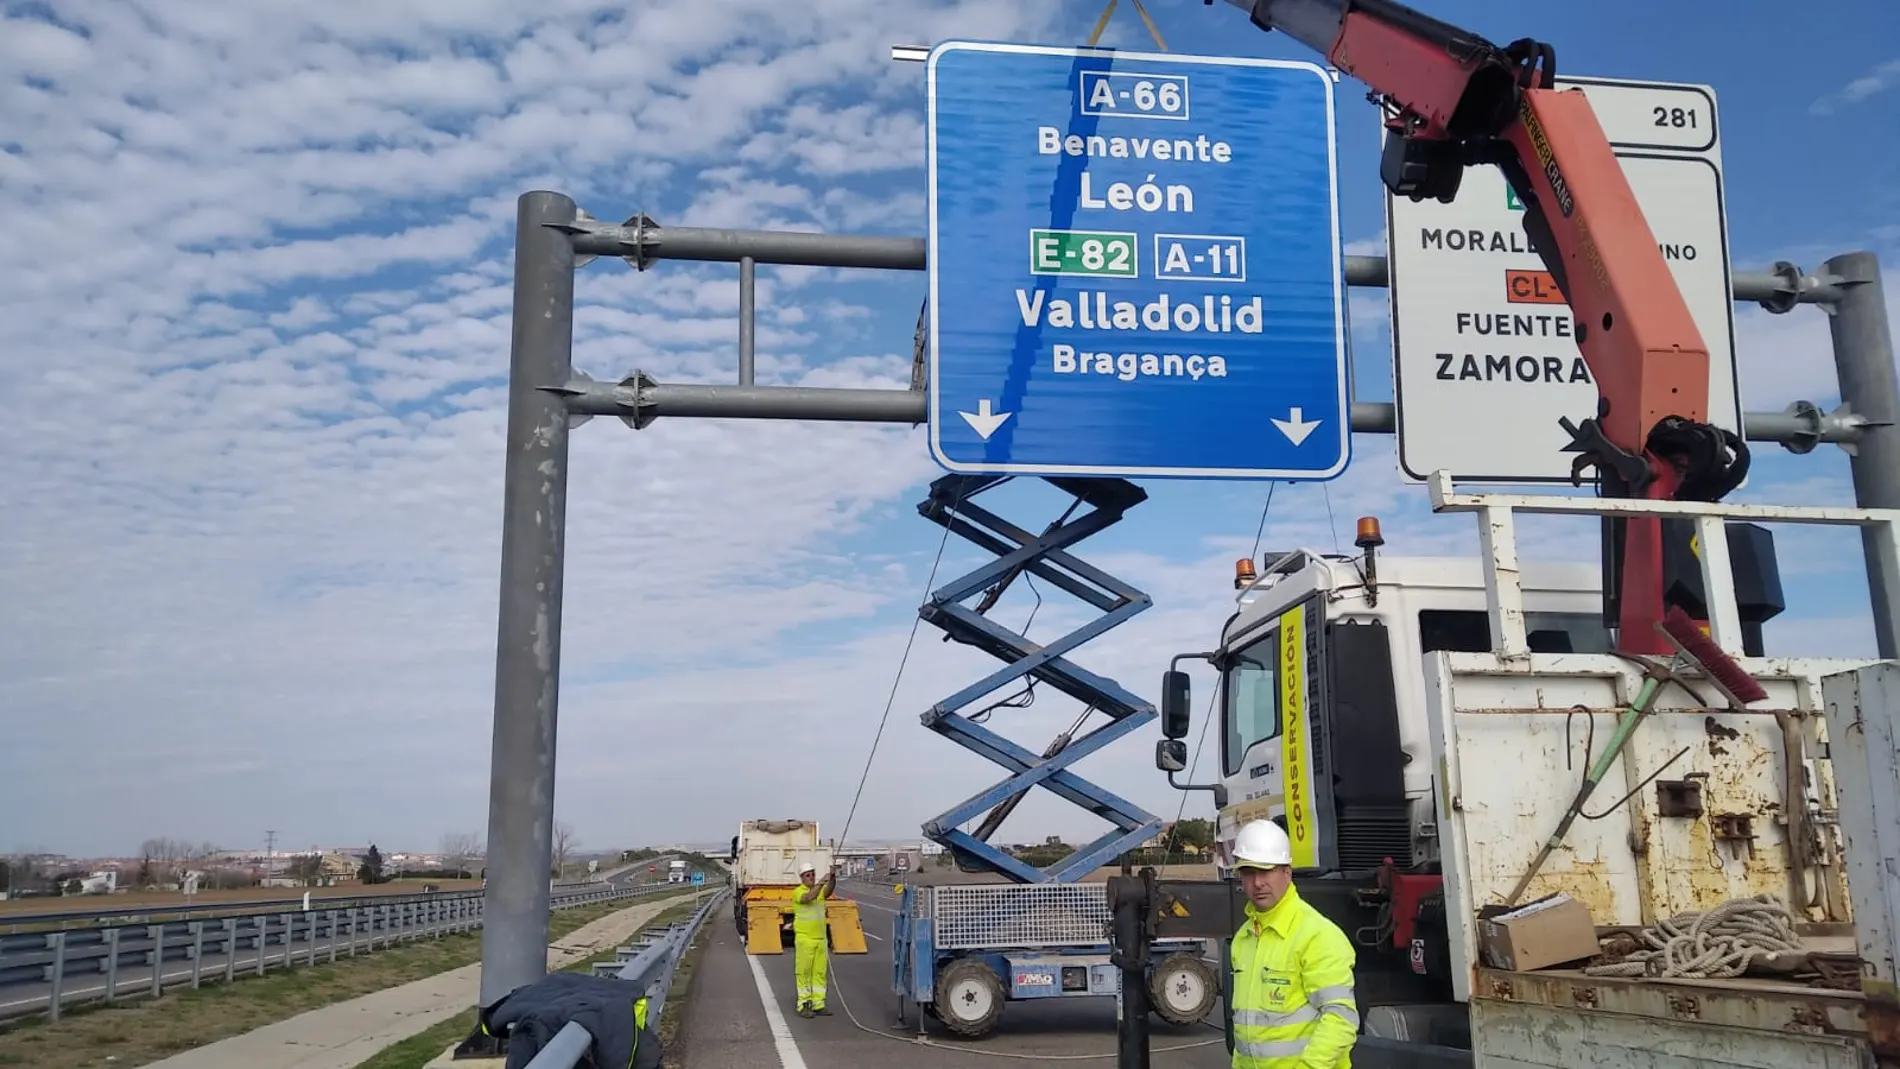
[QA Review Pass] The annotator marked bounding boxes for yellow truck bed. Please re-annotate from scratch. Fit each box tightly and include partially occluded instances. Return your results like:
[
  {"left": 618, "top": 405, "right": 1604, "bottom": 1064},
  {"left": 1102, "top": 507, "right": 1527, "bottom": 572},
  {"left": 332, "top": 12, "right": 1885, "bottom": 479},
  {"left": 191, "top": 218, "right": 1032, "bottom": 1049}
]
[{"left": 740, "top": 887, "right": 868, "bottom": 955}]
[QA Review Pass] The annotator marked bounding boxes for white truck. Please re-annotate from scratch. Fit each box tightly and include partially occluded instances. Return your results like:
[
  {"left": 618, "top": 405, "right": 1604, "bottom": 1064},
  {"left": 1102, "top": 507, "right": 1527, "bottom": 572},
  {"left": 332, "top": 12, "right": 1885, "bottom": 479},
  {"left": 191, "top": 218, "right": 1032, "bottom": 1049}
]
[
  {"left": 726, "top": 819, "right": 867, "bottom": 955},
  {"left": 667, "top": 859, "right": 687, "bottom": 884},
  {"left": 1154, "top": 477, "right": 1899, "bottom": 1069}
]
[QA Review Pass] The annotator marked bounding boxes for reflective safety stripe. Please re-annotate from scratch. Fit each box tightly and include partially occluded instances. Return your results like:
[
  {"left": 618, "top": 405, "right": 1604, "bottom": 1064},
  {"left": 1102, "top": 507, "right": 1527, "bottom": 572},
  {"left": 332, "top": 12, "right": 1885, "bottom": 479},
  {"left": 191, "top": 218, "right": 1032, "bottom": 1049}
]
[
  {"left": 1308, "top": 984, "right": 1354, "bottom": 1006},
  {"left": 1308, "top": 982, "right": 1359, "bottom": 1030},
  {"left": 1232, "top": 1006, "right": 1321, "bottom": 1028},
  {"left": 1234, "top": 1037, "right": 1313, "bottom": 1059}
]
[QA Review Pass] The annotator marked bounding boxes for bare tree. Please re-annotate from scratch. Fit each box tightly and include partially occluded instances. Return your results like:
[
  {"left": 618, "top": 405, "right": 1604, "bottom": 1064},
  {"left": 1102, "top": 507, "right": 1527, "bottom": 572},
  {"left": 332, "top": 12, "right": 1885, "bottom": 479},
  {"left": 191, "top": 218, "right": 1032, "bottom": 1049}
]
[
  {"left": 552, "top": 822, "right": 578, "bottom": 878},
  {"left": 440, "top": 832, "right": 484, "bottom": 878},
  {"left": 139, "top": 838, "right": 193, "bottom": 886},
  {"left": 287, "top": 852, "right": 324, "bottom": 885}
]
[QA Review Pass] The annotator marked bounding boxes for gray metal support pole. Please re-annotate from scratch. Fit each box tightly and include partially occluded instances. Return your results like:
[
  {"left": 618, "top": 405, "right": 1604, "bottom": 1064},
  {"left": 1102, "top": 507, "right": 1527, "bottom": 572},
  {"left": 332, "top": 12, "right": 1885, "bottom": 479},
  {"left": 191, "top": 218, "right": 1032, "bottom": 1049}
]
[
  {"left": 1826, "top": 252, "right": 1900, "bottom": 659},
  {"left": 569, "top": 220, "right": 1850, "bottom": 309},
  {"left": 558, "top": 378, "right": 1864, "bottom": 448},
  {"left": 479, "top": 189, "right": 579, "bottom": 1008},
  {"left": 739, "top": 257, "right": 756, "bottom": 386},
  {"left": 47, "top": 933, "right": 64, "bottom": 1021}
]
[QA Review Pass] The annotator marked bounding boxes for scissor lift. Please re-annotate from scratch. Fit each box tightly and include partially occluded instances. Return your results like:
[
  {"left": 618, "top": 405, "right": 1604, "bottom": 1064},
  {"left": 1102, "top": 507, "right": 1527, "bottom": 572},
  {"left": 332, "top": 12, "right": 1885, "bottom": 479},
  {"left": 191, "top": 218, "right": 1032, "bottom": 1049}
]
[
  {"left": 893, "top": 476, "right": 1218, "bottom": 1037},
  {"left": 913, "top": 474, "right": 1167, "bottom": 882}
]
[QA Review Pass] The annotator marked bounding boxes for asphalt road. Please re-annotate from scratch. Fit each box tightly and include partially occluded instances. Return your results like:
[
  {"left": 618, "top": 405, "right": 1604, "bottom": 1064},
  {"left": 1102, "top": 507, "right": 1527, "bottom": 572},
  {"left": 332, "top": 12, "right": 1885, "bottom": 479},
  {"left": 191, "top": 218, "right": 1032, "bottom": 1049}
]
[{"left": 674, "top": 881, "right": 1232, "bottom": 1069}]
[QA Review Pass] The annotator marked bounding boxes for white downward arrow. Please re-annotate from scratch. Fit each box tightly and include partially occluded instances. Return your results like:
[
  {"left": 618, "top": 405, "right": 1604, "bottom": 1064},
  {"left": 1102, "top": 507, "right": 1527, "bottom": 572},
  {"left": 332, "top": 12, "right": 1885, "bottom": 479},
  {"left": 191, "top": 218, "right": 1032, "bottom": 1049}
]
[
  {"left": 958, "top": 398, "right": 1013, "bottom": 440},
  {"left": 1271, "top": 407, "right": 1322, "bottom": 446}
]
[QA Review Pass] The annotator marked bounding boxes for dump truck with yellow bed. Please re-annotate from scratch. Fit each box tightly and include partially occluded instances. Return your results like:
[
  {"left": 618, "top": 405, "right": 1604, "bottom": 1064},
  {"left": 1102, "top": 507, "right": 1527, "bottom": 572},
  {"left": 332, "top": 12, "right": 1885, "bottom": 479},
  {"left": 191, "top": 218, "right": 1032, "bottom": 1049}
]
[{"left": 727, "top": 818, "right": 867, "bottom": 956}]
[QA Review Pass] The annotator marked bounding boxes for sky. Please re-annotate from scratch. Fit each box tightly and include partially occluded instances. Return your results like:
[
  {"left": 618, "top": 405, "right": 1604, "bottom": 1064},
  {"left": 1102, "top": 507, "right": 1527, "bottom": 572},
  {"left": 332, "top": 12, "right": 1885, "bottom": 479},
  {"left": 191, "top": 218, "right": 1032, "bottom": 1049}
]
[{"left": 3, "top": 0, "right": 1898, "bottom": 861}]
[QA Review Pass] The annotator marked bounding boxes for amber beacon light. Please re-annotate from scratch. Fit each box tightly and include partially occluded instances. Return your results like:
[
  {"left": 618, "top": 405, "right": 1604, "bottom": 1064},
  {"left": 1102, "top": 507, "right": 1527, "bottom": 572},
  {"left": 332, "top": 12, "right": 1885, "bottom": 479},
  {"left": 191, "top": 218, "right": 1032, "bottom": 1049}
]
[
  {"left": 1355, "top": 516, "right": 1385, "bottom": 551},
  {"left": 1233, "top": 557, "right": 1258, "bottom": 590}
]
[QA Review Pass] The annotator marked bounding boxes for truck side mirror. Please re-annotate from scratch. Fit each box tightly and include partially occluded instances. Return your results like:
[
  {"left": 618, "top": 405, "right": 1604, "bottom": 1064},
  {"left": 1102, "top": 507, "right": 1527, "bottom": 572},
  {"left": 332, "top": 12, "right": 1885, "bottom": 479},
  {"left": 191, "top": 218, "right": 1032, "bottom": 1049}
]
[
  {"left": 1156, "top": 738, "right": 1188, "bottom": 772},
  {"left": 1161, "top": 670, "right": 1191, "bottom": 739},
  {"left": 729, "top": 836, "right": 739, "bottom": 862}
]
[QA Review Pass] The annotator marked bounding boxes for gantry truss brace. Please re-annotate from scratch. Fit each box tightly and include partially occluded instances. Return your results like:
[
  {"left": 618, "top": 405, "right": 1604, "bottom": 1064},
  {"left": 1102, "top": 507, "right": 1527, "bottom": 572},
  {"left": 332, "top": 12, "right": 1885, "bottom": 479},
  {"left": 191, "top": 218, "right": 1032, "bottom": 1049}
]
[{"left": 914, "top": 473, "right": 1166, "bottom": 884}]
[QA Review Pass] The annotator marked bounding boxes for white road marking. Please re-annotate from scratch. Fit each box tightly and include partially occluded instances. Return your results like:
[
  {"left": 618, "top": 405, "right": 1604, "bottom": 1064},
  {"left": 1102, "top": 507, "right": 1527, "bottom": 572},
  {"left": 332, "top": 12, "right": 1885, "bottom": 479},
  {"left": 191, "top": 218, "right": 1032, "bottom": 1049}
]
[{"left": 746, "top": 947, "right": 810, "bottom": 1069}]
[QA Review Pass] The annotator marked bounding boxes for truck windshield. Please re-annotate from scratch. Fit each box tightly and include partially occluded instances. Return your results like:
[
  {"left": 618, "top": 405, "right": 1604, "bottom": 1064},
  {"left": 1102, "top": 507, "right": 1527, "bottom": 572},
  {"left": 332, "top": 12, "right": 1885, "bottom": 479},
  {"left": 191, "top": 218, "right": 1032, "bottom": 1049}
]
[{"left": 1221, "top": 633, "right": 1279, "bottom": 776}]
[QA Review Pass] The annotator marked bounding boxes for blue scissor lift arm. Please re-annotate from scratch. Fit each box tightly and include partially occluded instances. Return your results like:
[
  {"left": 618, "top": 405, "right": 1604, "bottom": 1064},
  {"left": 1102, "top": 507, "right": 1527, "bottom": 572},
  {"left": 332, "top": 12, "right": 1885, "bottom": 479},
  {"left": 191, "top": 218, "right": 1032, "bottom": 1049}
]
[{"left": 913, "top": 474, "right": 1167, "bottom": 885}]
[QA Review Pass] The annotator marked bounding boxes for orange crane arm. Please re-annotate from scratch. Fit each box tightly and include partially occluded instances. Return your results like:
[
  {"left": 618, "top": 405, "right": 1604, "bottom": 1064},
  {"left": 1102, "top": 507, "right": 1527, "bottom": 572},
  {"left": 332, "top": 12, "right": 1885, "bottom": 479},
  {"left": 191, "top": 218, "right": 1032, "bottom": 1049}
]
[{"left": 1214, "top": 0, "right": 1749, "bottom": 652}]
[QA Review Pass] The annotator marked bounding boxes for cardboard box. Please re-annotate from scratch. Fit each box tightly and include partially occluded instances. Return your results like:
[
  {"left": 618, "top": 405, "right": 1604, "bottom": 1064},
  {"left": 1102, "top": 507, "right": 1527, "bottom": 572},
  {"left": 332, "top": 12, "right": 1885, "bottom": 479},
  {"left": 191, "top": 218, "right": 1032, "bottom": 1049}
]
[{"left": 1478, "top": 893, "right": 1601, "bottom": 972}]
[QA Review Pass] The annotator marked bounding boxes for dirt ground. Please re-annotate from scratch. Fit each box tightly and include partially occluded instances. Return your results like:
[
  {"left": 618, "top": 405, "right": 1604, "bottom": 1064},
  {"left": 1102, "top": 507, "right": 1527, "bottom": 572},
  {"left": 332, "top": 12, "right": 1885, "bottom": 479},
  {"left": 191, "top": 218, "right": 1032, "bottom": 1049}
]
[{"left": 0, "top": 879, "right": 484, "bottom": 918}]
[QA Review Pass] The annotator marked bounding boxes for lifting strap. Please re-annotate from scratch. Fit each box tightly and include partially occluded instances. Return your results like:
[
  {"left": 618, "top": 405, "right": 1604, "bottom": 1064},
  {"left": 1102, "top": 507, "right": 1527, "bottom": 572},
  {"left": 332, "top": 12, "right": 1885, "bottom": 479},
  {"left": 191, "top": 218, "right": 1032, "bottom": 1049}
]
[{"left": 1086, "top": 0, "right": 1171, "bottom": 50}]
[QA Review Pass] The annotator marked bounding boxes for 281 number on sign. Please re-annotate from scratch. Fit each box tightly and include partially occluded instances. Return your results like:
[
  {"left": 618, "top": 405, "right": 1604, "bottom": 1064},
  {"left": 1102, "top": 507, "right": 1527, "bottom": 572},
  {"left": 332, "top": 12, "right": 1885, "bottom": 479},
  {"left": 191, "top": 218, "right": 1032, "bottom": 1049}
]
[{"left": 1653, "top": 106, "right": 1698, "bottom": 128}]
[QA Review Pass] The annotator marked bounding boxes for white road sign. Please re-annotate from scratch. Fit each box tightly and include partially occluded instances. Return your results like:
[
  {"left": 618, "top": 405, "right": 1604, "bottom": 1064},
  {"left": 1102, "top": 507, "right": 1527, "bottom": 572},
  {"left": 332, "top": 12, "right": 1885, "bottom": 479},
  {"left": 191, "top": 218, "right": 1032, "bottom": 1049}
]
[{"left": 1385, "top": 76, "right": 1743, "bottom": 484}]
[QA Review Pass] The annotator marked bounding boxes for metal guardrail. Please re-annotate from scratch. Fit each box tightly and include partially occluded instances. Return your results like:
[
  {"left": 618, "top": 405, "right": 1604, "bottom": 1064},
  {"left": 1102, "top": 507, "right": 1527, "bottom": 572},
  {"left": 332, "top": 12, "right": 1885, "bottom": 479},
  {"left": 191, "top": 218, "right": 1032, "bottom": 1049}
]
[
  {"left": 0, "top": 873, "right": 656, "bottom": 932},
  {"left": 523, "top": 888, "right": 730, "bottom": 1068},
  {"left": 0, "top": 881, "right": 690, "bottom": 1022}
]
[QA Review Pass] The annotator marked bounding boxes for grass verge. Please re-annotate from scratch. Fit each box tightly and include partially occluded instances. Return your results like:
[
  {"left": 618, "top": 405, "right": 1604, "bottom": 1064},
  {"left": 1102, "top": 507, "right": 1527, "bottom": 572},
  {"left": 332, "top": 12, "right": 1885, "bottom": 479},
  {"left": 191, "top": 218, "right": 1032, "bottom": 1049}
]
[
  {"left": 0, "top": 891, "right": 694, "bottom": 1069},
  {"left": 348, "top": 892, "right": 719, "bottom": 1069},
  {"left": 655, "top": 898, "right": 715, "bottom": 1065}
]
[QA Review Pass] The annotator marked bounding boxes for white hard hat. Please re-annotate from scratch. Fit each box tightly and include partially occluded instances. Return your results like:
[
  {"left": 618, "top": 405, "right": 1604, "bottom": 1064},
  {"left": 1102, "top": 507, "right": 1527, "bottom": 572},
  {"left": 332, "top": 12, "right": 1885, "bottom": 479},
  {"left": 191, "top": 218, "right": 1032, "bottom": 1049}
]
[
  {"left": 1232, "top": 820, "right": 1293, "bottom": 869},
  {"left": 799, "top": 863, "right": 815, "bottom": 875}
]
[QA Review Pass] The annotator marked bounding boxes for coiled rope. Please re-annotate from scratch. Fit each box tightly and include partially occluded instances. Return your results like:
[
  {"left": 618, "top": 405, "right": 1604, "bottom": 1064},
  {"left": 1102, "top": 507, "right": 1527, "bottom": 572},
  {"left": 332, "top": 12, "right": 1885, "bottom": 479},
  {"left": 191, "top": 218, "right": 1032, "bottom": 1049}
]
[{"left": 1583, "top": 894, "right": 1802, "bottom": 979}]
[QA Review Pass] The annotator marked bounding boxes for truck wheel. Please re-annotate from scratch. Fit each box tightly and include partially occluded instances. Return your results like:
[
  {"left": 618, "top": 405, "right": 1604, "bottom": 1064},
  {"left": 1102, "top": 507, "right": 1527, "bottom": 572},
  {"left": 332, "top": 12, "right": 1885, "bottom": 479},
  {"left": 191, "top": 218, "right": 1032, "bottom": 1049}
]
[
  {"left": 1149, "top": 952, "right": 1218, "bottom": 1026},
  {"left": 933, "top": 958, "right": 1004, "bottom": 1038}
]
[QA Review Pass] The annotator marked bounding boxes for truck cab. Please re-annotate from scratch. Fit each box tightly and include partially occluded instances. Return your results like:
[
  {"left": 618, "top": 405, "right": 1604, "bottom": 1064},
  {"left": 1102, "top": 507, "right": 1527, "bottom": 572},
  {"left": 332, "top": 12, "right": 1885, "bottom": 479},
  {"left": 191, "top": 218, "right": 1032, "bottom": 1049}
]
[
  {"left": 1179, "top": 540, "right": 1611, "bottom": 1017},
  {"left": 1209, "top": 545, "right": 1609, "bottom": 879}
]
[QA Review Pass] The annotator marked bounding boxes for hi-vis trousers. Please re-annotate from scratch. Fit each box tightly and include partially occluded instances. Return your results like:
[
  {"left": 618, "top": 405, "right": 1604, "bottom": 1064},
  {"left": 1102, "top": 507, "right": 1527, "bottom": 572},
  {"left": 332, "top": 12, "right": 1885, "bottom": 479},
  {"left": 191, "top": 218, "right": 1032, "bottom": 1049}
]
[{"left": 794, "top": 933, "right": 829, "bottom": 1010}]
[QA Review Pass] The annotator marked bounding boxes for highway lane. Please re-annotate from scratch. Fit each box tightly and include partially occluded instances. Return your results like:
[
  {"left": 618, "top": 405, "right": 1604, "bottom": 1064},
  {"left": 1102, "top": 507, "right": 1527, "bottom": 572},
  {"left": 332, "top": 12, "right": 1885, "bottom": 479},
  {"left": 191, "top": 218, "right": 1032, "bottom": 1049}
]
[{"left": 675, "top": 881, "right": 1230, "bottom": 1069}]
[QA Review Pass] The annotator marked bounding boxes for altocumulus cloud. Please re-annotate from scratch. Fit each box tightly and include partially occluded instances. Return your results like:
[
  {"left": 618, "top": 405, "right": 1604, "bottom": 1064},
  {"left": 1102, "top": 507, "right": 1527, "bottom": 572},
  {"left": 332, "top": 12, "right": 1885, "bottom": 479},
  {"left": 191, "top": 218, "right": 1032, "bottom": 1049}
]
[
  {"left": 0, "top": 0, "right": 1886, "bottom": 858},
  {"left": 0, "top": 0, "right": 1080, "bottom": 855}
]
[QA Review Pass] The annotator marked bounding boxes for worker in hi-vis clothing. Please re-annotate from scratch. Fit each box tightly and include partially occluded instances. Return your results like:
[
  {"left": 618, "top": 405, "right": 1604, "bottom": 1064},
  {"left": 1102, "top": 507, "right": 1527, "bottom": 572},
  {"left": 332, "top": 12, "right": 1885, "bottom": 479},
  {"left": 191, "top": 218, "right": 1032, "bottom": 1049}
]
[
  {"left": 792, "top": 862, "right": 837, "bottom": 1018},
  {"left": 1227, "top": 819, "right": 1360, "bottom": 1069}
]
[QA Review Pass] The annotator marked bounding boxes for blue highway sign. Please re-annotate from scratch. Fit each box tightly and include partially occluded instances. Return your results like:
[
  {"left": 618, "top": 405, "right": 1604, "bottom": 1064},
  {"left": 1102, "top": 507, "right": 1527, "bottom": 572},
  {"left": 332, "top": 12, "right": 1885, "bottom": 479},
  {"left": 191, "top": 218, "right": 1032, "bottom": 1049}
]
[
  {"left": 691, "top": 871, "right": 705, "bottom": 886},
  {"left": 925, "top": 42, "right": 1350, "bottom": 480}
]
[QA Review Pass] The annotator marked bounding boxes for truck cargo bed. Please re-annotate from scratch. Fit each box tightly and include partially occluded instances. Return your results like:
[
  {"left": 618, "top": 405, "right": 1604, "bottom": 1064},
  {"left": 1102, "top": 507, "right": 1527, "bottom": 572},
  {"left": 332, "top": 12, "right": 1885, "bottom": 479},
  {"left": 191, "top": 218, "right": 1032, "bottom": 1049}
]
[
  {"left": 1422, "top": 651, "right": 1885, "bottom": 1068},
  {"left": 1471, "top": 967, "right": 1869, "bottom": 1069}
]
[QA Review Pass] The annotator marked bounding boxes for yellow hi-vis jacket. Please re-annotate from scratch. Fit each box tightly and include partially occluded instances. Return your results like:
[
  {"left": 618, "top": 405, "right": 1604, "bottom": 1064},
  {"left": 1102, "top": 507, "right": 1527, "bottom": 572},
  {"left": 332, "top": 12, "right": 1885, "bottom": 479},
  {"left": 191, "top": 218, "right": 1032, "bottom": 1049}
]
[
  {"left": 792, "top": 883, "right": 830, "bottom": 939},
  {"left": 1229, "top": 884, "right": 1359, "bottom": 1069}
]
